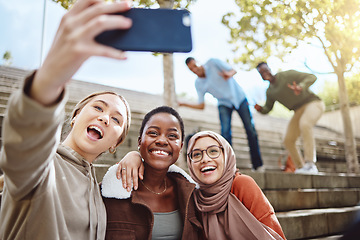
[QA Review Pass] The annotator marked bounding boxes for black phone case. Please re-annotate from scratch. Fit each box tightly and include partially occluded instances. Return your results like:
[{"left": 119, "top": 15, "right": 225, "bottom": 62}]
[{"left": 95, "top": 8, "right": 192, "bottom": 53}]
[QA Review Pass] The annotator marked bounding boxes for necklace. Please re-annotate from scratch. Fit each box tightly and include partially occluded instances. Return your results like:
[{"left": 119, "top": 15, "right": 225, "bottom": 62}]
[{"left": 140, "top": 178, "right": 167, "bottom": 195}]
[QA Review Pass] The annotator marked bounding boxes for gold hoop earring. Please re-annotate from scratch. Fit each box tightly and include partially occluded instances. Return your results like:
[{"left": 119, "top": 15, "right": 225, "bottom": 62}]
[
  {"left": 70, "top": 119, "right": 75, "bottom": 127},
  {"left": 109, "top": 146, "right": 116, "bottom": 154}
]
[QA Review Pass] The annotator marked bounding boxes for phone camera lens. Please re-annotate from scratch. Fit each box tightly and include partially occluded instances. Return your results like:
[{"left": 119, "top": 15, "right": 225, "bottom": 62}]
[{"left": 182, "top": 15, "right": 191, "bottom": 27}]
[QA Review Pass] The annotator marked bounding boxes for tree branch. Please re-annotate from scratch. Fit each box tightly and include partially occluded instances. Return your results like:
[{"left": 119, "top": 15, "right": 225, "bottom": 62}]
[{"left": 303, "top": 58, "right": 334, "bottom": 74}]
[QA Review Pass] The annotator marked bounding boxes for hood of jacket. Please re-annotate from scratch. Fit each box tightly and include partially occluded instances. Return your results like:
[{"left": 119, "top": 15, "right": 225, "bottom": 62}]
[
  {"left": 101, "top": 163, "right": 199, "bottom": 199},
  {"left": 57, "top": 144, "right": 96, "bottom": 177}
]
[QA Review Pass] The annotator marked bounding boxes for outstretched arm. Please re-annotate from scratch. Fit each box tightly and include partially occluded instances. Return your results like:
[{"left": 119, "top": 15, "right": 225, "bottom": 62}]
[
  {"left": 31, "top": 0, "right": 132, "bottom": 106},
  {"left": 178, "top": 101, "right": 205, "bottom": 110},
  {"left": 0, "top": 0, "right": 133, "bottom": 200},
  {"left": 255, "top": 93, "right": 275, "bottom": 114},
  {"left": 254, "top": 104, "right": 263, "bottom": 112}
]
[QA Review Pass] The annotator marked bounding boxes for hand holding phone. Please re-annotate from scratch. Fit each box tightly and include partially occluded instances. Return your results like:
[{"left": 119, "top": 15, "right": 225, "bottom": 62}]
[{"left": 95, "top": 8, "right": 192, "bottom": 53}]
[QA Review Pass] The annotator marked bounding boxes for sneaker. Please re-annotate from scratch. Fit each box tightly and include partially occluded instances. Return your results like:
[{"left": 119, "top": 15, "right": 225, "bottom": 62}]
[
  {"left": 295, "top": 162, "right": 318, "bottom": 174},
  {"left": 252, "top": 165, "right": 265, "bottom": 173}
]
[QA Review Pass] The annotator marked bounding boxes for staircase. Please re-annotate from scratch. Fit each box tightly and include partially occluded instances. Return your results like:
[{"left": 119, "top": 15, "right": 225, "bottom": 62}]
[
  {"left": 1, "top": 65, "right": 360, "bottom": 239},
  {"left": 243, "top": 170, "right": 360, "bottom": 239}
]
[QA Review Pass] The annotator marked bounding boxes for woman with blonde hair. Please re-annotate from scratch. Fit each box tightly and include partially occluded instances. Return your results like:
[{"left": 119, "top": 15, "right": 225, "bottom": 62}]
[{"left": 0, "top": 0, "right": 133, "bottom": 239}]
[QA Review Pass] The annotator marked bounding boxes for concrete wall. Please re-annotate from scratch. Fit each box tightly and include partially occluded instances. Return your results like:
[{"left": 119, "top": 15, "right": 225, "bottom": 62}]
[{"left": 318, "top": 105, "right": 360, "bottom": 138}]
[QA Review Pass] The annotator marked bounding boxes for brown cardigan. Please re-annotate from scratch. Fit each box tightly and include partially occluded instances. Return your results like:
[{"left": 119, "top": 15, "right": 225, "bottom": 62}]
[{"left": 103, "top": 172, "right": 204, "bottom": 240}]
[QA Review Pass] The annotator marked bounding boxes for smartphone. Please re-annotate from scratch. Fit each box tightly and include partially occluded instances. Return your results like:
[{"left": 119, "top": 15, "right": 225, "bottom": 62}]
[{"left": 95, "top": 8, "right": 192, "bottom": 53}]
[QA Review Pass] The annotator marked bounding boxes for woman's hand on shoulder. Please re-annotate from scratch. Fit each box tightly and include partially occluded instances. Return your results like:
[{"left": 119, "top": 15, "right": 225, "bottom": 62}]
[
  {"left": 117, "top": 151, "right": 144, "bottom": 192},
  {"left": 32, "top": 0, "right": 133, "bottom": 105}
]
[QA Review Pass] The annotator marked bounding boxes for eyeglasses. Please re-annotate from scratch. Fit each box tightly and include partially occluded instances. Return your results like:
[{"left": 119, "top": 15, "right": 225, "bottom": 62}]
[{"left": 188, "top": 145, "right": 223, "bottom": 163}]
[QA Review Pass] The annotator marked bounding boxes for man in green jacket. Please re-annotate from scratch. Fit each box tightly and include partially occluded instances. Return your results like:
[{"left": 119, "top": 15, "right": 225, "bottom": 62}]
[{"left": 255, "top": 62, "right": 325, "bottom": 174}]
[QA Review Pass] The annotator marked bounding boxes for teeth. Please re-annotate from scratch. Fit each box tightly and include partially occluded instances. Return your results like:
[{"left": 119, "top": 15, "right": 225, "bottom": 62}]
[
  {"left": 152, "top": 150, "right": 169, "bottom": 156},
  {"left": 201, "top": 166, "right": 216, "bottom": 172},
  {"left": 89, "top": 126, "right": 103, "bottom": 137}
]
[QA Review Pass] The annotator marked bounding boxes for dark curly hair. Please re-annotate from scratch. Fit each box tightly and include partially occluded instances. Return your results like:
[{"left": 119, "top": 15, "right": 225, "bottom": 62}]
[
  {"left": 139, "top": 106, "right": 185, "bottom": 142},
  {"left": 256, "top": 62, "right": 268, "bottom": 70},
  {"left": 185, "top": 57, "right": 195, "bottom": 65}
]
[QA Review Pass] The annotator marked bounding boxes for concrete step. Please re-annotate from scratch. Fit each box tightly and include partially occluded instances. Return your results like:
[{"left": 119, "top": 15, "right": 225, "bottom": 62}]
[
  {"left": 307, "top": 235, "right": 342, "bottom": 240},
  {"left": 238, "top": 170, "right": 360, "bottom": 239},
  {"left": 95, "top": 162, "right": 360, "bottom": 189},
  {"left": 316, "top": 161, "right": 349, "bottom": 174},
  {"left": 92, "top": 164, "right": 360, "bottom": 240},
  {"left": 277, "top": 206, "right": 360, "bottom": 239},
  {"left": 266, "top": 188, "right": 360, "bottom": 212},
  {"left": 241, "top": 170, "right": 360, "bottom": 190}
]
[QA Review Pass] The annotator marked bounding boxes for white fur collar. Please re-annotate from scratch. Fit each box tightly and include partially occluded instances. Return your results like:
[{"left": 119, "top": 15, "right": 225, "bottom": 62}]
[{"left": 101, "top": 163, "right": 199, "bottom": 199}]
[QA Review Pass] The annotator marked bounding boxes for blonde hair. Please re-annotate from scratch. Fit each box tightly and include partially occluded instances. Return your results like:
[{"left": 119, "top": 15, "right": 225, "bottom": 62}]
[{"left": 71, "top": 91, "right": 131, "bottom": 146}]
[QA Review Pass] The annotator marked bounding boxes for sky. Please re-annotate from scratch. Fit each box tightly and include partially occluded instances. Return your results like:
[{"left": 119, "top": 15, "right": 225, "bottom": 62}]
[{"left": 0, "top": 0, "right": 336, "bottom": 106}]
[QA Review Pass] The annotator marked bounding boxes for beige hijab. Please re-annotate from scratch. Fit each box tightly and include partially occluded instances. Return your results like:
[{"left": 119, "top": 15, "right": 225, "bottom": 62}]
[{"left": 187, "top": 131, "right": 283, "bottom": 240}]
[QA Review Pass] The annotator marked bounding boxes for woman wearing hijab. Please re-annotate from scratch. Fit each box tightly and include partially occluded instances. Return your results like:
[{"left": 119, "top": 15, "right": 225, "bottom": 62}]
[{"left": 186, "top": 130, "right": 285, "bottom": 240}]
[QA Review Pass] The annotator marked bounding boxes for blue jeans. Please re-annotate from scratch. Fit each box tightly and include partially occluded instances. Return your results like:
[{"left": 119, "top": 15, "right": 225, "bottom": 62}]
[{"left": 218, "top": 99, "right": 263, "bottom": 169}]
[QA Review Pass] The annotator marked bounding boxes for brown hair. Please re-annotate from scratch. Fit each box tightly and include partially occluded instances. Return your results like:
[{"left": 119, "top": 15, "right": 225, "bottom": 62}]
[{"left": 71, "top": 91, "right": 131, "bottom": 146}]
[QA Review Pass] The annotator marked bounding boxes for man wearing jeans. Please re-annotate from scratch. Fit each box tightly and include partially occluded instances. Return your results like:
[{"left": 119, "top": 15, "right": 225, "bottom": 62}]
[
  {"left": 256, "top": 62, "right": 325, "bottom": 174},
  {"left": 178, "top": 57, "right": 264, "bottom": 171}
]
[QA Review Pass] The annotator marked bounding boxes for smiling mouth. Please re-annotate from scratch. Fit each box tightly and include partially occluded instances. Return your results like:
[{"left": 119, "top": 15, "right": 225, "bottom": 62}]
[
  {"left": 87, "top": 126, "right": 103, "bottom": 139},
  {"left": 200, "top": 166, "right": 216, "bottom": 173},
  {"left": 150, "top": 150, "right": 171, "bottom": 156}
]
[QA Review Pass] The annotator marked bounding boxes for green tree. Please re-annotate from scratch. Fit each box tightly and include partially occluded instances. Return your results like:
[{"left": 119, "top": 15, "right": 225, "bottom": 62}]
[
  {"left": 2, "top": 51, "right": 12, "bottom": 66},
  {"left": 319, "top": 73, "right": 360, "bottom": 109},
  {"left": 222, "top": 0, "right": 360, "bottom": 173},
  {"left": 346, "top": 73, "right": 360, "bottom": 106},
  {"left": 318, "top": 80, "right": 339, "bottom": 108},
  {"left": 51, "top": 0, "right": 192, "bottom": 9},
  {"left": 51, "top": 0, "right": 75, "bottom": 9},
  {"left": 52, "top": 0, "right": 196, "bottom": 108}
]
